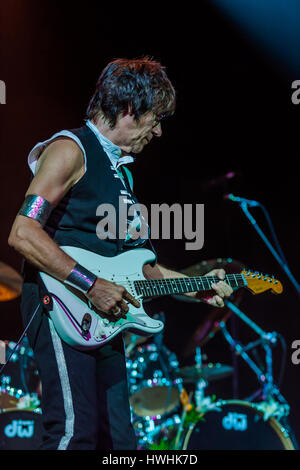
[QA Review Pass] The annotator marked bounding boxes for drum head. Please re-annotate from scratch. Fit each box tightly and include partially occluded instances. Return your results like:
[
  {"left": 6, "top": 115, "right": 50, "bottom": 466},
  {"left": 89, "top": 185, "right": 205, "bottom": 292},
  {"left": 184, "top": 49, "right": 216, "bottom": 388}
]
[
  {"left": 0, "top": 409, "right": 43, "bottom": 450},
  {"left": 128, "top": 344, "right": 180, "bottom": 418},
  {"left": 183, "top": 401, "right": 294, "bottom": 450},
  {"left": 130, "top": 384, "right": 180, "bottom": 417},
  {"left": 0, "top": 388, "right": 21, "bottom": 409}
]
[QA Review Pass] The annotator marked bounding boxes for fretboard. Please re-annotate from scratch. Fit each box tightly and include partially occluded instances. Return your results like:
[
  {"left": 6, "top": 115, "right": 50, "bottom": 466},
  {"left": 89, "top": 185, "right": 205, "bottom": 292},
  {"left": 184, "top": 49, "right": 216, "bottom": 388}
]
[{"left": 134, "top": 274, "right": 246, "bottom": 299}]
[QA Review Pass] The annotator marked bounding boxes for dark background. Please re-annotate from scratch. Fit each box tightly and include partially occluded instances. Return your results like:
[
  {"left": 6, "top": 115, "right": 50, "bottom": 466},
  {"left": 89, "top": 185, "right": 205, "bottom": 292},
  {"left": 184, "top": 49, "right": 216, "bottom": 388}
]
[{"left": 1, "top": 1, "right": 299, "bottom": 447}]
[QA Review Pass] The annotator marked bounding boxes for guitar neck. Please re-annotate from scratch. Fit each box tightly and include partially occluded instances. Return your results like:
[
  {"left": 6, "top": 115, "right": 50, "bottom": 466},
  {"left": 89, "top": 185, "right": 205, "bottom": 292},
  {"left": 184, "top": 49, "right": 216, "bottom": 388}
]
[{"left": 134, "top": 273, "right": 247, "bottom": 299}]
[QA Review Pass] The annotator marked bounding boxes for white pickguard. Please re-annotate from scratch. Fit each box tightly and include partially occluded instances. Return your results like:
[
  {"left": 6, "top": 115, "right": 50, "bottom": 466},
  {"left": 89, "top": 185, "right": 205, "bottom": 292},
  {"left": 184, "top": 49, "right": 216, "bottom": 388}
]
[{"left": 39, "top": 247, "right": 164, "bottom": 350}]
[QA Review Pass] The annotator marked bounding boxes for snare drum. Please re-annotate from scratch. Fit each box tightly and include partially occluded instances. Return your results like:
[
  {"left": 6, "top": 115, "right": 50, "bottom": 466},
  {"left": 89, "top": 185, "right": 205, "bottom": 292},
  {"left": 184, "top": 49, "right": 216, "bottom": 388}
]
[{"left": 182, "top": 400, "right": 295, "bottom": 450}]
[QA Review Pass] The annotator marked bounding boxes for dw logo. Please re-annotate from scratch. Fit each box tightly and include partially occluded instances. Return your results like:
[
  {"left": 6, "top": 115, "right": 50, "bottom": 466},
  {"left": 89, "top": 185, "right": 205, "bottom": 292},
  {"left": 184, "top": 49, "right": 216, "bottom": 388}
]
[
  {"left": 4, "top": 419, "right": 35, "bottom": 438},
  {"left": 222, "top": 412, "right": 248, "bottom": 431}
]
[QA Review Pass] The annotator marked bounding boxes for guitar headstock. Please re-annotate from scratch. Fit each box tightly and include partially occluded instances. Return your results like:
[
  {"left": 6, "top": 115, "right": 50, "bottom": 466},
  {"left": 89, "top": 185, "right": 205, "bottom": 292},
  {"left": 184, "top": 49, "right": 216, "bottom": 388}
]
[{"left": 241, "top": 270, "right": 283, "bottom": 295}]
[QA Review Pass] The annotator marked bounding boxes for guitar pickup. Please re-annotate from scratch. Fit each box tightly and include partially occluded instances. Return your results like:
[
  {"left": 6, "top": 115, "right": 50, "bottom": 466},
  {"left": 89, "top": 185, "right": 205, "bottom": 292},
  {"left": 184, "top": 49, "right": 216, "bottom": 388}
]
[{"left": 81, "top": 313, "right": 92, "bottom": 337}]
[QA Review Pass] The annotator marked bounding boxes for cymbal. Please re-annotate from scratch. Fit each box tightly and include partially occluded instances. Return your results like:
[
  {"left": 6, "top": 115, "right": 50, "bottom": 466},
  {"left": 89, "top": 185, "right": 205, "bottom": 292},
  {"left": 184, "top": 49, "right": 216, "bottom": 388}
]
[
  {"left": 0, "top": 262, "right": 23, "bottom": 301},
  {"left": 174, "top": 363, "right": 233, "bottom": 383},
  {"left": 181, "top": 257, "right": 246, "bottom": 278}
]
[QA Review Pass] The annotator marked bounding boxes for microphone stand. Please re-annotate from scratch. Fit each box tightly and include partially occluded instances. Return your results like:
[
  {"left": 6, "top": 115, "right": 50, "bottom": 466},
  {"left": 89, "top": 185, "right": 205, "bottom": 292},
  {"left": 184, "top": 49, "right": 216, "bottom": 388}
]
[
  {"left": 238, "top": 201, "right": 300, "bottom": 297},
  {"left": 220, "top": 301, "right": 289, "bottom": 415},
  {"left": 218, "top": 302, "right": 300, "bottom": 448}
]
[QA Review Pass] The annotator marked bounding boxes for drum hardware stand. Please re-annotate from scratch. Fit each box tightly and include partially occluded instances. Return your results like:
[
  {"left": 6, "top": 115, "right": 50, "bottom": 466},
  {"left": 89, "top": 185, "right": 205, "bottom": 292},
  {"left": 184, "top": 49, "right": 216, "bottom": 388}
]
[
  {"left": 125, "top": 335, "right": 139, "bottom": 356},
  {"left": 220, "top": 301, "right": 290, "bottom": 421},
  {"left": 0, "top": 301, "right": 41, "bottom": 380},
  {"left": 174, "top": 390, "right": 194, "bottom": 450},
  {"left": 19, "top": 336, "right": 31, "bottom": 395},
  {"left": 152, "top": 312, "right": 180, "bottom": 416},
  {"left": 131, "top": 311, "right": 182, "bottom": 450},
  {"left": 173, "top": 348, "right": 223, "bottom": 450},
  {"left": 194, "top": 347, "right": 209, "bottom": 408},
  {"left": 233, "top": 198, "right": 300, "bottom": 298}
]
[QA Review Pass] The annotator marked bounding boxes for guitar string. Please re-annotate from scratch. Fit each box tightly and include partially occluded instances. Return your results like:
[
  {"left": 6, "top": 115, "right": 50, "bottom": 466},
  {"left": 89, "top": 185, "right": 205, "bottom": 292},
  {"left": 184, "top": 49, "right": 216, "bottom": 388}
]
[{"left": 131, "top": 274, "right": 246, "bottom": 297}]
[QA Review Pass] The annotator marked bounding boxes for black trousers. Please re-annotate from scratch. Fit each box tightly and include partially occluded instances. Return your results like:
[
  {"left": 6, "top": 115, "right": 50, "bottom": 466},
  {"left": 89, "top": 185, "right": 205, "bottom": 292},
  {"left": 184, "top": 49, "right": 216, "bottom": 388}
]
[{"left": 21, "top": 282, "right": 137, "bottom": 450}]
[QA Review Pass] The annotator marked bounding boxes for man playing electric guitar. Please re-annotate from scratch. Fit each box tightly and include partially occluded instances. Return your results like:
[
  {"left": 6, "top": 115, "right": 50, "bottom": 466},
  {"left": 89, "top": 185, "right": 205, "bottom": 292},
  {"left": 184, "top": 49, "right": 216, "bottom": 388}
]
[{"left": 8, "top": 57, "right": 233, "bottom": 450}]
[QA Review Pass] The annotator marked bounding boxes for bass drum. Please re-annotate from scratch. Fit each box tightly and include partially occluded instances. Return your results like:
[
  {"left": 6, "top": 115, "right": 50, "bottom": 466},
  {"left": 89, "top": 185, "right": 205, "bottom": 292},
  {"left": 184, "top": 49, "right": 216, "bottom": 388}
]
[
  {"left": 182, "top": 400, "right": 295, "bottom": 450},
  {"left": 0, "top": 409, "right": 43, "bottom": 450}
]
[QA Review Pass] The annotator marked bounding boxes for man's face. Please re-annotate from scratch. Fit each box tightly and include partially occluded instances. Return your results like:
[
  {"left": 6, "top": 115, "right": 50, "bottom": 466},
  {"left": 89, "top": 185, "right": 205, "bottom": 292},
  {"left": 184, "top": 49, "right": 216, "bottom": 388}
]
[{"left": 115, "top": 110, "right": 162, "bottom": 154}]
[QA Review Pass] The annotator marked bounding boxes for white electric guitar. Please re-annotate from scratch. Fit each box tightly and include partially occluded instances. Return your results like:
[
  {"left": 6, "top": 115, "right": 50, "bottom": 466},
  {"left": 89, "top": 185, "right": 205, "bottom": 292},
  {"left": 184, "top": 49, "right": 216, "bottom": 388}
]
[{"left": 39, "top": 246, "right": 283, "bottom": 350}]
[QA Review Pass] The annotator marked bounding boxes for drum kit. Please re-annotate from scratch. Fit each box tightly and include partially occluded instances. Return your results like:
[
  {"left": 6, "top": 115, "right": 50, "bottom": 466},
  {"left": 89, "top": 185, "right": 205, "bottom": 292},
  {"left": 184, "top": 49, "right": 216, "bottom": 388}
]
[
  {"left": 0, "top": 258, "right": 297, "bottom": 450},
  {"left": 0, "top": 261, "right": 42, "bottom": 450},
  {"left": 125, "top": 258, "right": 297, "bottom": 451}
]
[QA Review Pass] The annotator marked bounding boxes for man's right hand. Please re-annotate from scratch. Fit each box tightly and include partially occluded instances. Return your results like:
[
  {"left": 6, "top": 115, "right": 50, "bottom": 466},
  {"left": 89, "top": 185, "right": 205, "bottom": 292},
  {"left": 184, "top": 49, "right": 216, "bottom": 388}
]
[{"left": 86, "top": 278, "right": 140, "bottom": 320}]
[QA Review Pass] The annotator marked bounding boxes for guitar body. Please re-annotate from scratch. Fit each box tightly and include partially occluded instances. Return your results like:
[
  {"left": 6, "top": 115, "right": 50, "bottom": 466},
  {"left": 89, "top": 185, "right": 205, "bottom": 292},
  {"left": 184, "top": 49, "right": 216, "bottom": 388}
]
[{"left": 39, "top": 247, "right": 164, "bottom": 350}]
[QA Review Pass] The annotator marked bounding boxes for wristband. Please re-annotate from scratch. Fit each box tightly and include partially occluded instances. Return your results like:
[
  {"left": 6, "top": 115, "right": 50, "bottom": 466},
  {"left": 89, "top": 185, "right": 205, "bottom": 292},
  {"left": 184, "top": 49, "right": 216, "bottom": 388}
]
[
  {"left": 64, "top": 263, "right": 97, "bottom": 294},
  {"left": 19, "top": 194, "right": 53, "bottom": 227}
]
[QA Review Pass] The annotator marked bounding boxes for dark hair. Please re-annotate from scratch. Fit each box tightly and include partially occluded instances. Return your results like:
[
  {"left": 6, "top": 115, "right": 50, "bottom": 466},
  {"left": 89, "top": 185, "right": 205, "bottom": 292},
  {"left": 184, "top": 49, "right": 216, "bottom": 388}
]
[{"left": 86, "top": 57, "right": 176, "bottom": 128}]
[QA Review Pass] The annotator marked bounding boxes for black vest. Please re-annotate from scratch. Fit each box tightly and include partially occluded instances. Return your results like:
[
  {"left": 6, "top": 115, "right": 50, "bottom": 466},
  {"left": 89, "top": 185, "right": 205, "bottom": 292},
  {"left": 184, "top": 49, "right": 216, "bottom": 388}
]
[{"left": 43, "top": 124, "right": 155, "bottom": 258}]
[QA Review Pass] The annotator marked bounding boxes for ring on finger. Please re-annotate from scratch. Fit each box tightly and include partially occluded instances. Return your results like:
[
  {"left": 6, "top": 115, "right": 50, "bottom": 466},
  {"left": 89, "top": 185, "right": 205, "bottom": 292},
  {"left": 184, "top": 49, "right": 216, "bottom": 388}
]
[{"left": 111, "top": 306, "right": 121, "bottom": 315}]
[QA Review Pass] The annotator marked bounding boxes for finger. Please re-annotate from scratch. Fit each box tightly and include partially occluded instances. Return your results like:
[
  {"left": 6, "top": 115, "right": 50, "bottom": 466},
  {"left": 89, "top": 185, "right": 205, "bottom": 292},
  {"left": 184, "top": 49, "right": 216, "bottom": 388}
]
[
  {"left": 123, "top": 290, "right": 140, "bottom": 308},
  {"left": 221, "top": 283, "right": 233, "bottom": 297},
  {"left": 109, "top": 305, "right": 128, "bottom": 320},
  {"left": 216, "top": 281, "right": 233, "bottom": 298},
  {"left": 216, "top": 269, "right": 226, "bottom": 280},
  {"left": 208, "top": 295, "right": 224, "bottom": 308},
  {"left": 211, "top": 282, "right": 225, "bottom": 298},
  {"left": 108, "top": 298, "right": 132, "bottom": 319},
  {"left": 119, "top": 299, "right": 129, "bottom": 315},
  {"left": 104, "top": 298, "right": 116, "bottom": 310},
  {"left": 109, "top": 305, "right": 122, "bottom": 317},
  {"left": 211, "top": 281, "right": 233, "bottom": 298}
]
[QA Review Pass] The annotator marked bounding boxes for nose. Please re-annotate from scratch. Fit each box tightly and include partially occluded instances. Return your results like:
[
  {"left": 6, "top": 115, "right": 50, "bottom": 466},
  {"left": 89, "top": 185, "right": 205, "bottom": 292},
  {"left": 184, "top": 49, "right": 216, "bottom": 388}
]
[{"left": 152, "top": 122, "right": 162, "bottom": 137}]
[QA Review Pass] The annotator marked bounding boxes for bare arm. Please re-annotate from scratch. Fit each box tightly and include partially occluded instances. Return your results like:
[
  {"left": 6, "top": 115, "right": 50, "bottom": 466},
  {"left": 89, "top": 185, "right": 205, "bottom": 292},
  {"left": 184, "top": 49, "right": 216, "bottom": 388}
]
[
  {"left": 8, "top": 138, "right": 138, "bottom": 316},
  {"left": 8, "top": 138, "right": 85, "bottom": 281}
]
